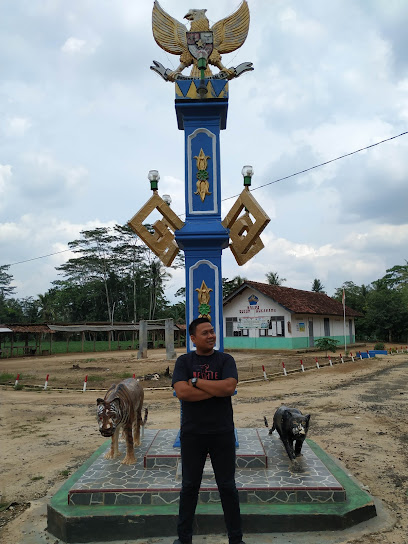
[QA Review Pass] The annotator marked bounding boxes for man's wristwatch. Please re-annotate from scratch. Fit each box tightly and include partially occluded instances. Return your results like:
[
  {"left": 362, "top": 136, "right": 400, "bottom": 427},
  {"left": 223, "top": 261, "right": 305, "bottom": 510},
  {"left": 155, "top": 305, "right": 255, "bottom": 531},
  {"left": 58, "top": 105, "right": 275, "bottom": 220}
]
[{"left": 191, "top": 377, "right": 198, "bottom": 388}]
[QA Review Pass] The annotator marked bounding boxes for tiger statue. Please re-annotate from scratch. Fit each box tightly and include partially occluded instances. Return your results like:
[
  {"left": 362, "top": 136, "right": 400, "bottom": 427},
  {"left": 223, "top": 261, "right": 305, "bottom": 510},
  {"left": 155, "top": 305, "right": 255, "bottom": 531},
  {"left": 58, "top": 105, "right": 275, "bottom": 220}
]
[{"left": 97, "top": 378, "right": 148, "bottom": 465}]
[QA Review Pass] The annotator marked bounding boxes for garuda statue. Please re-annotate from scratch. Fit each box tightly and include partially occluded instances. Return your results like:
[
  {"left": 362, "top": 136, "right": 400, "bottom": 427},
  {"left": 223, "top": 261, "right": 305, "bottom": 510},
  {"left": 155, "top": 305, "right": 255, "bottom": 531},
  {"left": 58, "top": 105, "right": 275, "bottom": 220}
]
[{"left": 151, "top": 0, "right": 253, "bottom": 82}]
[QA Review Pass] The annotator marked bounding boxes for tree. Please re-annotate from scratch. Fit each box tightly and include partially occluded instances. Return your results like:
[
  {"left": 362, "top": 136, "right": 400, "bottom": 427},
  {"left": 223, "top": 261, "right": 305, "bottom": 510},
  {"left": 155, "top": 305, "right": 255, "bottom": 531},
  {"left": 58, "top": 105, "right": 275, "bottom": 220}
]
[
  {"left": 333, "top": 281, "right": 369, "bottom": 313},
  {"left": 311, "top": 278, "right": 325, "bottom": 293},
  {"left": 48, "top": 224, "right": 172, "bottom": 323},
  {"left": 0, "top": 265, "right": 19, "bottom": 323},
  {"left": 112, "top": 224, "right": 148, "bottom": 323},
  {"left": 382, "top": 260, "right": 408, "bottom": 289},
  {"left": 56, "top": 227, "right": 119, "bottom": 322},
  {"left": 148, "top": 259, "right": 169, "bottom": 320},
  {"left": 0, "top": 265, "right": 16, "bottom": 299},
  {"left": 333, "top": 281, "right": 371, "bottom": 340},
  {"left": 315, "top": 337, "right": 339, "bottom": 356},
  {"left": 363, "top": 281, "right": 408, "bottom": 342},
  {"left": 20, "top": 297, "right": 40, "bottom": 323},
  {"left": 265, "top": 271, "right": 286, "bottom": 286},
  {"left": 222, "top": 276, "right": 247, "bottom": 298},
  {"left": 0, "top": 297, "right": 24, "bottom": 323}
]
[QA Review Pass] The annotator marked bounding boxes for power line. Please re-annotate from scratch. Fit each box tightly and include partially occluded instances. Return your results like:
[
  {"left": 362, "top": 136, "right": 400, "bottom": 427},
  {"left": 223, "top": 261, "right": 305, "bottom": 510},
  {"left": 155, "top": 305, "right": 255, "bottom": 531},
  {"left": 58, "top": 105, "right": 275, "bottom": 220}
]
[
  {"left": 6, "top": 250, "right": 72, "bottom": 267},
  {"left": 5, "top": 130, "right": 408, "bottom": 268},
  {"left": 222, "top": 130, "right": 408, "bottom": 203}
]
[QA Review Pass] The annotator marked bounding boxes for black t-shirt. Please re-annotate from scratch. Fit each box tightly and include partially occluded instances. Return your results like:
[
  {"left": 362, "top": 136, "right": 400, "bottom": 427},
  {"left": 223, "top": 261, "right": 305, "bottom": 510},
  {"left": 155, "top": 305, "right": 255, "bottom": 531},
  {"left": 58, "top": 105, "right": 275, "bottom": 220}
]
[{"left": 172, "top": 350, "right": 238, "bottom": 434}]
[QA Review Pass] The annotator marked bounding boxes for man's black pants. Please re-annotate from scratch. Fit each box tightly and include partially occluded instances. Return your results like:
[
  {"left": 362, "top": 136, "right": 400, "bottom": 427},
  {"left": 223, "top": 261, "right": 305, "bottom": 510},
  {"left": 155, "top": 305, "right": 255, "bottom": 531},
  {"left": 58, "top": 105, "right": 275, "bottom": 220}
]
[{"left": 177, "top": 430, "right": 242, "bottom": 544}]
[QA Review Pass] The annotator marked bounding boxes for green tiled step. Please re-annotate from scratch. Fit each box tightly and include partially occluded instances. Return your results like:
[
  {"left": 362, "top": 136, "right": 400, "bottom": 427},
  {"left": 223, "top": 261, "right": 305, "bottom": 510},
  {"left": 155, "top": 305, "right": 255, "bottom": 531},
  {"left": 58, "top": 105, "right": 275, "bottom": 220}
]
[{"left": 144, "top": 428, "right": 267, "bottom": 469}]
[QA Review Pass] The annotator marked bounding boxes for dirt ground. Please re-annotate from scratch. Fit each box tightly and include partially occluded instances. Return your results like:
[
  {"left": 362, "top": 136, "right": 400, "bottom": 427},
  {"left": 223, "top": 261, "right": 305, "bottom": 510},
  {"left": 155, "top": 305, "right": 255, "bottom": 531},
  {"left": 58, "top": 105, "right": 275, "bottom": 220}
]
[{"left": 0, "top": 346, "right": 407, "bottom": 544}]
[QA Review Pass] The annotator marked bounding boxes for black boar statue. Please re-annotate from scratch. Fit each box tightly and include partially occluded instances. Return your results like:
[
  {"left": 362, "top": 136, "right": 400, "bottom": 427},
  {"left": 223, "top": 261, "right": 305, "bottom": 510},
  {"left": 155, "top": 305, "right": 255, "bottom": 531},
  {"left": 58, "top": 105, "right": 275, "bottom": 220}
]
[{"left": 264, "top": 406, "right": 310, "bottom": 462}]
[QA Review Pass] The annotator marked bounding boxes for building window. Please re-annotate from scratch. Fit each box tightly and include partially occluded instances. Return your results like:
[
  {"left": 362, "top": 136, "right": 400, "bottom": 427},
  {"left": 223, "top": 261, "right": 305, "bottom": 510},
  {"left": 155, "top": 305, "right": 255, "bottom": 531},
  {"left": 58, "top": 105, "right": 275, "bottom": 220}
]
[
  {"left": 226, "top": 317, "right": 236, "bottom": 337},
  {"left": 268, "top": 316, "right": 285, "bottom": 337},
  {"left": 233, "top": 328, "right": 248, "bottom": 337},
  {"left": 324, "top": 318, "right": 330, "bottom": 337}
]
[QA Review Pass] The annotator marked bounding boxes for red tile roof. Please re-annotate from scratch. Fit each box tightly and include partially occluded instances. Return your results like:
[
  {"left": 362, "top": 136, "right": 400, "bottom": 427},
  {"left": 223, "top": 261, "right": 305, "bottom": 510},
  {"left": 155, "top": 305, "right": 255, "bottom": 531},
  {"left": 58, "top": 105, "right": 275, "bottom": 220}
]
[{"left": 224, "top": 281, "right": 362, "bottom": 317}]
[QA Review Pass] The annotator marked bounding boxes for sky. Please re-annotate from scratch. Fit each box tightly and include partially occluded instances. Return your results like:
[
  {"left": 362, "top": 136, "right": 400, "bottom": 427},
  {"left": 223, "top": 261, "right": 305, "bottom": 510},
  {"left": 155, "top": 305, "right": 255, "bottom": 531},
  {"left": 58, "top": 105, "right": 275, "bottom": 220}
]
[{"left": 1, "top": 0, "right": 408, "bottom": 304}]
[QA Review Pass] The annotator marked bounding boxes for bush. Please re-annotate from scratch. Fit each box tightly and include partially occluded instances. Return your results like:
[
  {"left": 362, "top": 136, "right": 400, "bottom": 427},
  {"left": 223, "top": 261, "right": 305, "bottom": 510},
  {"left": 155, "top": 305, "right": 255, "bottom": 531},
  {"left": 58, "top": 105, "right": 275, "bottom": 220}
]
[
  {"left": 315, "top": 337, "right": 339, "bottom": 356},
  {"left": 374, "top": 342, "right": 385, "bottom": 350}
]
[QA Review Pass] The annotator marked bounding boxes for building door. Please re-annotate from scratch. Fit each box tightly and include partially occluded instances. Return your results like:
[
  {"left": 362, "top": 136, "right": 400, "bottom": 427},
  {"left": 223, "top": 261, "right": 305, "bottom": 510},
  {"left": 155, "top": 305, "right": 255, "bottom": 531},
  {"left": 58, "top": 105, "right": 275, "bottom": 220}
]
[
  {"left": 349, "top": 319, "right": 353, "bottom": 344},
  {"left": 324, "top": 318, "right": 330, "bottom": 337},
  {"left": 309, "top": 320, "right": 314, "bottom": 347}
]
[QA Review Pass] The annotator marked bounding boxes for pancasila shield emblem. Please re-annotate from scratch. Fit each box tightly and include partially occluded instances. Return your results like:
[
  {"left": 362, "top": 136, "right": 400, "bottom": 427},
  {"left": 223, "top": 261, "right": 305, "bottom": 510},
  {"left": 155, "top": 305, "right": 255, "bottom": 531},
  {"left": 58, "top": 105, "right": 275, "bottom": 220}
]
[{"left": 187, "top": 31, "right": 213, "bottom": 60}]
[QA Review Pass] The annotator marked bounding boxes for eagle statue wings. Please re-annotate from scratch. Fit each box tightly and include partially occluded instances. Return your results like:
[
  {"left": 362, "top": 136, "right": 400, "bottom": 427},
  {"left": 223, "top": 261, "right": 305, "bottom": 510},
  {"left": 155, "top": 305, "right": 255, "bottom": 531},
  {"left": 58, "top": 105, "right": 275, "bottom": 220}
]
[{"left": 151, "top": 0, "right": 253, "bottom": 81}]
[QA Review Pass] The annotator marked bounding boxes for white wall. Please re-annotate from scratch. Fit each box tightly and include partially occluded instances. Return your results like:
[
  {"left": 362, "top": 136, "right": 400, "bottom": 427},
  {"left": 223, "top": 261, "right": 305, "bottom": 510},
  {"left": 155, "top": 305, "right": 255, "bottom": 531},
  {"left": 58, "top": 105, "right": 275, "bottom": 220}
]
[
  {"left": 224, "top": 288, "right": 355, "bottom": 341},
  {"left": 223, "top": 287, "right": 292, "bottom": 338}
]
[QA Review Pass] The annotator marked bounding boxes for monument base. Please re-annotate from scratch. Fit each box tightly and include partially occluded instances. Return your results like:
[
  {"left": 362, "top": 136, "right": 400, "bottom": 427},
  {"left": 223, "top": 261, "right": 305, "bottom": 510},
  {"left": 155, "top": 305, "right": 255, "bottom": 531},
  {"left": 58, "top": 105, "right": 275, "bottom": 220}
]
[{"left": 47, "top": 429, "right": 376, "bottom": 542}]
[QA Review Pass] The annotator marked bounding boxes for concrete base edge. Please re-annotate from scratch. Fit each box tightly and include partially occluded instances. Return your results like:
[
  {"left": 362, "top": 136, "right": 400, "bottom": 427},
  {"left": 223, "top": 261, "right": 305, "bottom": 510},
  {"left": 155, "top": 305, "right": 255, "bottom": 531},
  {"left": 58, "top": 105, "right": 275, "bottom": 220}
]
[{"left": 47, "top": 439, "right": 377, "bottom": 543}]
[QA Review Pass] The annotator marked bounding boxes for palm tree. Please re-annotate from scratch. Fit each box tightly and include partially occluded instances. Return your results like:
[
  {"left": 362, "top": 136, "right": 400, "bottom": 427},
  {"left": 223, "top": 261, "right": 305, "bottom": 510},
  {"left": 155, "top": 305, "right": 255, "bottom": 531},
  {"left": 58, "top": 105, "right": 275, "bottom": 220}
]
[
  {"left": 311, "top": 278, "right": 325, "bottom": 293},
  {"left": 265, "top": 271, "right": 286, "bottom": 286},
  {"left": 223, "top": 276, "right": 247, "bottom": 298}
]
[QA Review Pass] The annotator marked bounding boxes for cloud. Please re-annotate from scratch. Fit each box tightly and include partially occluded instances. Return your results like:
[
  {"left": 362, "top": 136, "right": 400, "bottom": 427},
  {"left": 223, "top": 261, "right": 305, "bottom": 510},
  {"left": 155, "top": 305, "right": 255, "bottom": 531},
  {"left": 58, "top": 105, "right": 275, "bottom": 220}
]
[
  {"left": 5, "top": 116, "right": 32, "bottom": 136},
  {"left": 61, "top": 37, "right": 87, "bottom": 54},
  {"left": 0, "top": 164, "right": 12, "bottom": 195},
  {"left": 2, "top": 0, "right": 408, "bottom": 303},
  {"left": 16, "top": 152, "right": 88, "bottom": 204},
  {"left": 61, "top": 36, "right": 101, "bottom": 55},
  {"left": 2, "top": 215, "right": 118, "bottom": 295}
]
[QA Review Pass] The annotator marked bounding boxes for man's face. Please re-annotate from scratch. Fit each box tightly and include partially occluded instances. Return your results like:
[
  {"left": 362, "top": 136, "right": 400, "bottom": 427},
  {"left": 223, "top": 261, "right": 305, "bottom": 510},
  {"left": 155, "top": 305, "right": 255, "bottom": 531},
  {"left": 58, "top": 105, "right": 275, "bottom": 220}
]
[{"left": 191, "top": 322, "right": 216, "bottom": 354}]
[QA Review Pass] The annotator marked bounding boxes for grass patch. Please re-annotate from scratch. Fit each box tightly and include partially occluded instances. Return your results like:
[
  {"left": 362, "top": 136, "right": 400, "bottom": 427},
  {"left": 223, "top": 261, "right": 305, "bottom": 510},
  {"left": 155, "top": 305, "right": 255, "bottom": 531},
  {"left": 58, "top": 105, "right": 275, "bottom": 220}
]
[
  {"left": 14, "top": 384, "right": 24, "bottom": 390},
  {"left": 0, "top": 372, "right": 35, "bottom": 382},
  {"left": 31, "top": 476, "right": 44, "bottom": 481},
  {"left": 0, "top": 372, "right": 15, "bottom": 382},
  {"left": 38, "top": 434, "right": 50, "bottom": 438},
  {"left": 60, "top": 470, "right": 70, "bottom": 478},
  {"left": 113, "top": 372, "right": 134, "bottom": 379},
  {"left": 87, "top": 375, "right": 105, "bottom": 382}
]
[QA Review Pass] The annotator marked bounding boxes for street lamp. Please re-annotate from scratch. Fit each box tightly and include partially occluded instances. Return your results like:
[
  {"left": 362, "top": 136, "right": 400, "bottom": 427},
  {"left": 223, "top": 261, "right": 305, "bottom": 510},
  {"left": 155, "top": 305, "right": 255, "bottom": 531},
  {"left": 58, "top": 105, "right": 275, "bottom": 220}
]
[
  {"left": 241, "top": 165, "right": 254, "bottom": 187},
  {"left": 196, "top": 50, "right": 209, "bottom": 97},
  {"left": 162, "top": 194, "right": 172, "bottom": 206},
  {"left": 148, "top": 169, "right": 160, "bottom": 191}
]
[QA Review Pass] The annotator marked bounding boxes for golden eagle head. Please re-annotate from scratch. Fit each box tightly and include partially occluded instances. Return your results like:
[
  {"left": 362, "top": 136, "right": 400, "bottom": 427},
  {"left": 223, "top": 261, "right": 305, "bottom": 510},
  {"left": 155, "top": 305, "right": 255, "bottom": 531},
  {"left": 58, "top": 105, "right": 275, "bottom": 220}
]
[{"left": 184, "top": 8, "right": 208, "bottom": 22}]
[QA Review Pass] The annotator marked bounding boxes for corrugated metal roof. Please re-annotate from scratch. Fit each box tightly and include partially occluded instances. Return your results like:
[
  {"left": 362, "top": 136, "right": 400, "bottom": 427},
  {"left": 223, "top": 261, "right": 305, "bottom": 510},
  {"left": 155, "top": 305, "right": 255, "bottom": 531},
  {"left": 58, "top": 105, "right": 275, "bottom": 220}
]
[
  {"left": 47, "top": 324, "right": 180, "bottom": 332},
  {"left": 224, "top": 281, "right": 362, "bottom": 317},
  {"left": 0, "top": 327, "right": 13, "bottom": 333}
]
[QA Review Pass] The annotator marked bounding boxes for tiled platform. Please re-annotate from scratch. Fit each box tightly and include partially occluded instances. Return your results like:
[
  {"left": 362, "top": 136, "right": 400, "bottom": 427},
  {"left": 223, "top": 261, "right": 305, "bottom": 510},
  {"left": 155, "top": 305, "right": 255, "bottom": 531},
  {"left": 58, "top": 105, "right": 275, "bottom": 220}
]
[
  {"left": 48, "top": 431, "right": 377, "bottom": 542},
  {"left": 68, "top": 428, "right": 345, "bottom": 507}
]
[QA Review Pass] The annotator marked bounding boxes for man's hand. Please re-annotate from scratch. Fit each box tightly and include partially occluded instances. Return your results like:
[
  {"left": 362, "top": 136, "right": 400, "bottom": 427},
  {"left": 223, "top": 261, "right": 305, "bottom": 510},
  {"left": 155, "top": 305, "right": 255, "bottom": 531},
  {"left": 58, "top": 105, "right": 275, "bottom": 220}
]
[
  {"left": 173, "top": 380, "right": 213, "bottom": 402},
  {"left": 191, "top": 377, "right": 237, "bottom": 397}
]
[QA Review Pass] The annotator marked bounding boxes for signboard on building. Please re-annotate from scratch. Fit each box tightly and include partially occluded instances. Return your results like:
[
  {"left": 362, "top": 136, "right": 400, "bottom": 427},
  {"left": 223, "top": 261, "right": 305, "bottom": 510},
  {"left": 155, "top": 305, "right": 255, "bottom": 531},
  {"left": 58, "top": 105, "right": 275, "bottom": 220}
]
[{"left": 238, "top": 317, "right": 269, "bottom": 329}]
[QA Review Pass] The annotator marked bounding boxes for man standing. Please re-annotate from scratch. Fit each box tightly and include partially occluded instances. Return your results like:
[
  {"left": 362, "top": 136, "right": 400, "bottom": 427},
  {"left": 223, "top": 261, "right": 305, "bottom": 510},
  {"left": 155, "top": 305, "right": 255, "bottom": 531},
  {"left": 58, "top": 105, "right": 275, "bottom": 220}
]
[{"left": 172, "top": 317, "right": 245, "bottom": 544}]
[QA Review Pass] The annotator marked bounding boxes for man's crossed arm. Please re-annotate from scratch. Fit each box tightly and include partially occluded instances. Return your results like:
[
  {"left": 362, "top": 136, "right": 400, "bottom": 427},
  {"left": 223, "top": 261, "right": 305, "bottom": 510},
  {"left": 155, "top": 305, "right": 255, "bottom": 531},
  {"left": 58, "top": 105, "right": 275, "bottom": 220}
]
[{"left": 173, "top": 377, "right": 237, "bottom": 402}]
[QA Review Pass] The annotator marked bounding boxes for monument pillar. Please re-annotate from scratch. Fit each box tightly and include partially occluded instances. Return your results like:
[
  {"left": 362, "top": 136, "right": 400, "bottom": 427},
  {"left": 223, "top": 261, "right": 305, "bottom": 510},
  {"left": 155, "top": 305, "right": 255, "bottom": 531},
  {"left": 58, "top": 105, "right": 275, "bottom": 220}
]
[
  {"left": 128, "top": 0, "right": 269, "bottom": 353},
  {"left": 175, "top": 99, "right": 229, "bottom": 351}
]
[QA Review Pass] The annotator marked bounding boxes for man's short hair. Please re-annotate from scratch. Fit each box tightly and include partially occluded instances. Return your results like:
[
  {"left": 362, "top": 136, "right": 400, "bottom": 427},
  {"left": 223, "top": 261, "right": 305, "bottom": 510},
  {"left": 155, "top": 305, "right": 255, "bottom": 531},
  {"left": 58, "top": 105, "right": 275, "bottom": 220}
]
[{"left": 189, "top": 317, "right": 211, "bottom": 336}]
